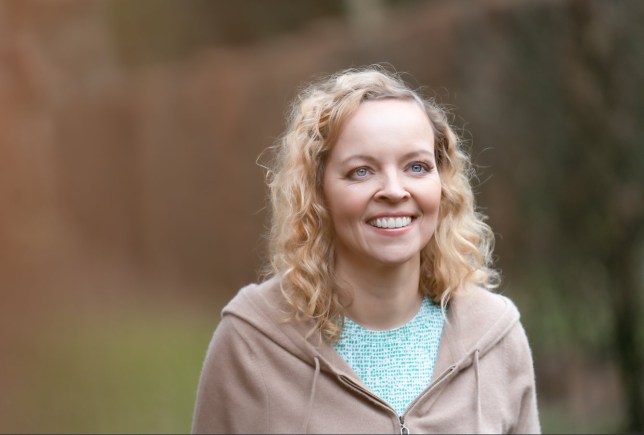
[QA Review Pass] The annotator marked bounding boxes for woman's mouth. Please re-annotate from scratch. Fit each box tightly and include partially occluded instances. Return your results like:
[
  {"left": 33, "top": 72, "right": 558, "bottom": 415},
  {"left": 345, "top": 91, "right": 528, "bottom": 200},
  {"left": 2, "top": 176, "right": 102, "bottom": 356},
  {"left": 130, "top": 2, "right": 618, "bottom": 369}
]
[{"left": 367, "top": 216, "right": 413, "bottom": 229}]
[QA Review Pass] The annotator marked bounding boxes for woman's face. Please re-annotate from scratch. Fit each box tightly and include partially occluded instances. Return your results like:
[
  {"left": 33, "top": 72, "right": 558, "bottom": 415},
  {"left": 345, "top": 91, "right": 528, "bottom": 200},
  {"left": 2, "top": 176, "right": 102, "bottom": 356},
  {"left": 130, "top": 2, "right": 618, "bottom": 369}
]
[{"left": 322, "top": 98, "right": 441, "bottom": 269}]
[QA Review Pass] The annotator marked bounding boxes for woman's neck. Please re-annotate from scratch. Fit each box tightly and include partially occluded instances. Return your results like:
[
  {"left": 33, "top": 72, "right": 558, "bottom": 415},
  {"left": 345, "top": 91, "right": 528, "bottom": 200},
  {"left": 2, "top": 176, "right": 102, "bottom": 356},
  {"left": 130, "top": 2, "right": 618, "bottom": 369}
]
[{"left": 335, "top": 256, "right": 422, "bottom": 330}]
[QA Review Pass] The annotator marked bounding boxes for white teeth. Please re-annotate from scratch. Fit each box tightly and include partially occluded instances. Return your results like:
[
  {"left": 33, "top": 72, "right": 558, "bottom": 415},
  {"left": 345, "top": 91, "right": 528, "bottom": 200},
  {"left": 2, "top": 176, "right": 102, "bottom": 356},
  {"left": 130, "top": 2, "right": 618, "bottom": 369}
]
[{"left": 369, "top": 216, "right": 412, "bottom": 229}]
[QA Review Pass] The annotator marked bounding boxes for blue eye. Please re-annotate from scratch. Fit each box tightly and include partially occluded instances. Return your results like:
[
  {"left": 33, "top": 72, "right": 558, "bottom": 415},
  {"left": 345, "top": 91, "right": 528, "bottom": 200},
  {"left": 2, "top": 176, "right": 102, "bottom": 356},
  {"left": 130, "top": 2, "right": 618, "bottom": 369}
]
[
  {"left": 410, "top": 163, "right": 426, "bottom": 173},
  {"left": 354, "top": 168, "right": 369, "bottom": 177},
  {"left": 346, "top": 166, "right": 371, "bottom": 180}
]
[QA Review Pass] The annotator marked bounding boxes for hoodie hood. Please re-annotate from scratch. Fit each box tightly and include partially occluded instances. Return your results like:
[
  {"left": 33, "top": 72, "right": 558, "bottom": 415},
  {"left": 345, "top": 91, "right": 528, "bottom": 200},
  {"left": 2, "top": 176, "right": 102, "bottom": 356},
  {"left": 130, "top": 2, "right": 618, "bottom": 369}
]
[
  {"left": 221, "top": 277, "right": 356, "bottom": 379},
  {"left": 434, "top": 284, "right": 521, "bottom": 374}
]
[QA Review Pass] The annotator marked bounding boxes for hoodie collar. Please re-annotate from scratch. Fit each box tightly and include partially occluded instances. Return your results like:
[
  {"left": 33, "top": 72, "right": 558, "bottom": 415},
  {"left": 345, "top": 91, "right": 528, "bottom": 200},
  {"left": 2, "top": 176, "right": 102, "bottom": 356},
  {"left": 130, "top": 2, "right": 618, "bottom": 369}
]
[{"left": 223, "top": 278, "right": 520, "bottom": 379}]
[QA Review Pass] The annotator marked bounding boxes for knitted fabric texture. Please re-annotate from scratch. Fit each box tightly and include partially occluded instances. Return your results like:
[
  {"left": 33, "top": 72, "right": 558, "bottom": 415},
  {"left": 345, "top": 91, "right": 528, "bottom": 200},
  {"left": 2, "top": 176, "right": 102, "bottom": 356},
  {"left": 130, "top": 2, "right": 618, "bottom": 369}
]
[{"left": 334, "top": 298, "right": 445, "bottom": 415}]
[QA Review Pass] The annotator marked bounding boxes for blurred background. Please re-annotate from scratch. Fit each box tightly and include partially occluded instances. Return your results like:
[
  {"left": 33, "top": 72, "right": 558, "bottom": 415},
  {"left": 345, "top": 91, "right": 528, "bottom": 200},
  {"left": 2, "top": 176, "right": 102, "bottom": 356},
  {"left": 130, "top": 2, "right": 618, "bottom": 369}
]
[{"left": 1, "top": 0, "right": 642, "bottom": 433}]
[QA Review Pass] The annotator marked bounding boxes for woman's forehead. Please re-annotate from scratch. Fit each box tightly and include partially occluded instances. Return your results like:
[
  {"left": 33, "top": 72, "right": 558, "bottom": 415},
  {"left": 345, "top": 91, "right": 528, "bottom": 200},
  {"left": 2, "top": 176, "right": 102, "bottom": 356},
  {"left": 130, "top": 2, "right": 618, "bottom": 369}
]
[{"left": 329, "top": 99, "right": 435, "bottom": 158}]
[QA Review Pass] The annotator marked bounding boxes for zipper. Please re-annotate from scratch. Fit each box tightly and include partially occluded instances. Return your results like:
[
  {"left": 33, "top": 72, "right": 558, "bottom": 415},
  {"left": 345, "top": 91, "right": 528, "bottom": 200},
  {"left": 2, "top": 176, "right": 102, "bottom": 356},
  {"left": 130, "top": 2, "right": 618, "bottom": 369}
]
[
  {"left": 338, "top": 375, "right": 391, "bottom": 408},
  {"left": 338, "top": 374, "right": 403, "bottom": 432},
  {"left": 398, "top": 364, "right": 458, "bottom": 431},
  {"left": 399, "top": 415, "right": 409, "bottom": 434},
  {"left": 340, "top": 364, "right": 457, "bottom": 434}
]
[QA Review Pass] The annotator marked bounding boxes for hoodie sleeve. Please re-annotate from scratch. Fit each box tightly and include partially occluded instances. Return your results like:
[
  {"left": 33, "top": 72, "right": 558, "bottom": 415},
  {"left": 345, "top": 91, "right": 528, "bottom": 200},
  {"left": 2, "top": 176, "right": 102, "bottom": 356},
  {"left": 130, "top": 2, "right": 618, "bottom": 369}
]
[
  {"left": 506, "top": 321, "right": 541, "bottom": 434},
  {"left": 192, "top": 315, "right": 268, "bottom": 434}
]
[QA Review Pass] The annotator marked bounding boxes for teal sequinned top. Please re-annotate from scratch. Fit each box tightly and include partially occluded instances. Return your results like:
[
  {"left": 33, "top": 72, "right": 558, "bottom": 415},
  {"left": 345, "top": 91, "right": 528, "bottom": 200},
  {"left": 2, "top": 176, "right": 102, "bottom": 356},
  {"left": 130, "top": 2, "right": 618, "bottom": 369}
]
[{"left": 334, "top": 298, "right": 445, "bottom": 415}]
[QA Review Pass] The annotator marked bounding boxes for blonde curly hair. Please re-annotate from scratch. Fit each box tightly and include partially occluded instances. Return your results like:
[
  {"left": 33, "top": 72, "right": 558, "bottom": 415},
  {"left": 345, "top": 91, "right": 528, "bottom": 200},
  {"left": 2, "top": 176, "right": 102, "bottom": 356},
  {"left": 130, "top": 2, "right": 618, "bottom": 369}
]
[{"left": 264, "top": 66, "right": 499, "bottom": 342}]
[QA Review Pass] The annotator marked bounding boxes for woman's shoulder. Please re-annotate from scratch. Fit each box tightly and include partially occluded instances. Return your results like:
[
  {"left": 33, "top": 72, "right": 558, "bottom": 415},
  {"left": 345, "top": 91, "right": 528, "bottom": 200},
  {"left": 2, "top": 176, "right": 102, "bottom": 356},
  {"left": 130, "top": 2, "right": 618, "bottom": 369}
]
[
  {"left": 213, "top": 276, "right": 322, "bottom": 363},
  {"left": 450, "top": 284, "right": 520, "bottom": 320},
  {"left": 232, "top": 275, "right": 281, "bottom": 298},
  {"left": 444, "top": 284, "right": 523, "bottom": 353},
  {"left": 222, "top": 276, "right": 283, "bottom": 317}
]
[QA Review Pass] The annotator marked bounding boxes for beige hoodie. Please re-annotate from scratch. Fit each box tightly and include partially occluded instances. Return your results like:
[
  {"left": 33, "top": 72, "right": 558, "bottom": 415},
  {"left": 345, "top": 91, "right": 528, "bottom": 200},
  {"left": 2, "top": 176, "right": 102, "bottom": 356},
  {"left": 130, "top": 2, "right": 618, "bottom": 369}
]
[{"left": 192, "top": 277, "right": 540, "bottom": 434}]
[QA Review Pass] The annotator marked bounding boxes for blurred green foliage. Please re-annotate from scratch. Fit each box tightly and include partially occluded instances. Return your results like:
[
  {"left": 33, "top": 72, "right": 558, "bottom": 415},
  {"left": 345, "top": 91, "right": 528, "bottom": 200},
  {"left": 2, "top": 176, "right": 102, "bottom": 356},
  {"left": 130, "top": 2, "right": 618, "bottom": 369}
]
[{"left": 4, "top": 305, "right": 215, "bottom": 433}]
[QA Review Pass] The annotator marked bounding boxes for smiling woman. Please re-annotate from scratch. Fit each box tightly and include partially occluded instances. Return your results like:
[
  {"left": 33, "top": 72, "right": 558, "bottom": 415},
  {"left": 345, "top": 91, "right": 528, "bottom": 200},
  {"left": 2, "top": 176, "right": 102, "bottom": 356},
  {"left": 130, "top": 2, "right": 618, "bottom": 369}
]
[{"left": 192, "top": 66, "right": 540, "bottom": 434}]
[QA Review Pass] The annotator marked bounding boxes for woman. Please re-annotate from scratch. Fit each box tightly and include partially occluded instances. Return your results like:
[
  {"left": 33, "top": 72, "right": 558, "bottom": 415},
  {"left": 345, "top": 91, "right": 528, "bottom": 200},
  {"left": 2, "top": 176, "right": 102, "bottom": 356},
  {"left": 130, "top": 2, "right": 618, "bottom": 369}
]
[{"left": 192, "top": 66, "right": 540, "bottom": 434}]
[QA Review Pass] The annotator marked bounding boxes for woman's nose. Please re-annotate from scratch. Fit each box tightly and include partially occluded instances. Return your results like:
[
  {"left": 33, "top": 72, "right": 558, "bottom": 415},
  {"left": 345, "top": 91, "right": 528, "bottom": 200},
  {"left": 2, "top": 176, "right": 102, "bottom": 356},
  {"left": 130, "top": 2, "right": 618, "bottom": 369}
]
[{"left": 374, "top": 171, "right": 410, "bottom": 202}]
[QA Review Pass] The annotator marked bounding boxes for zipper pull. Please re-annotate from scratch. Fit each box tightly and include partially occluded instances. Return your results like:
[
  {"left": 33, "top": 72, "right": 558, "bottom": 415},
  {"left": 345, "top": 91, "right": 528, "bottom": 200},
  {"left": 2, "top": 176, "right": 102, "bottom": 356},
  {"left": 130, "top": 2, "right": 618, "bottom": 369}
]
[{"left": 399, "top": 416, "right": 409, "bottom": 435}]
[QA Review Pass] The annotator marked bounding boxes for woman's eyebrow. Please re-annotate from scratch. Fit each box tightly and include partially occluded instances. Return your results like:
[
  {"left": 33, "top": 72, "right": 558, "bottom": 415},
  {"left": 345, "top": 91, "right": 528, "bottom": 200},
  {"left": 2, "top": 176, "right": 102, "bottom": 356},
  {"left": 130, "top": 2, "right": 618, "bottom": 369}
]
[
  {"left": 339, "top": 149, "right": 435, "bottom": 166},
  {"left": 401, "top": 149, "right": 435, "bottom": 160},
  {"left": 340, "top": 155, "right": 378, "bottom": 165}
]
